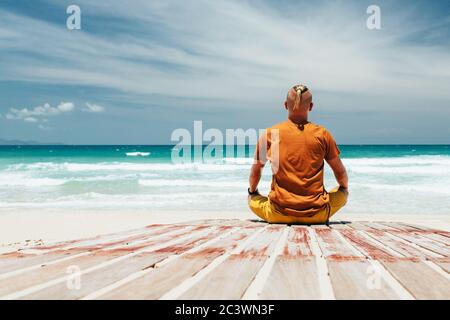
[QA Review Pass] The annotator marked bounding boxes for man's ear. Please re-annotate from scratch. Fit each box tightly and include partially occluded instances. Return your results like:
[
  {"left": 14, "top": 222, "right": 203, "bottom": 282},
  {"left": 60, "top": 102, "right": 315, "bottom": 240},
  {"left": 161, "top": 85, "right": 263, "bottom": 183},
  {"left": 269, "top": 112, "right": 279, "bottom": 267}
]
[
  {"left": 309, "top": 102, "right": 314, "bottom": 111},
  {"left": 284, "top": 101, "right": 288, "bottom": 110}
]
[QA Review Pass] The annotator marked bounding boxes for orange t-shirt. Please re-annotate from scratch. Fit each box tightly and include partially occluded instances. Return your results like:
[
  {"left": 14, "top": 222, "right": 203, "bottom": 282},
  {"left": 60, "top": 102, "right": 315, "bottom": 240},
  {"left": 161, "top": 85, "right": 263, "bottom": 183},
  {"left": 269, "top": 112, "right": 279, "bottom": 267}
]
[{"left": 257, "top": 120, "right": 341, "bottom": 217}]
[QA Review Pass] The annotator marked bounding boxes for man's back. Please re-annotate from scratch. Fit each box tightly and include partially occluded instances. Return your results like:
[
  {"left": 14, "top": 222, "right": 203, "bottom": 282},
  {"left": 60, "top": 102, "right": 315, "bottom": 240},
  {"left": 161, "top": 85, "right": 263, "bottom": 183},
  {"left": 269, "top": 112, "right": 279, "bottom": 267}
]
[{"left": 265, "top": 120, "right": 340, "bottom": 216}]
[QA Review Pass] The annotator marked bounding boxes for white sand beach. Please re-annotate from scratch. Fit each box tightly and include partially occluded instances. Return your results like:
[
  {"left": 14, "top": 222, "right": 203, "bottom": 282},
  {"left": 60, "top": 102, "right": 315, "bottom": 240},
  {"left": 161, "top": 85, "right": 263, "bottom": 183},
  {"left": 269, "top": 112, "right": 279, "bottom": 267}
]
[{"left": 1, "top": 208, "right": 449, "bottom": 253}]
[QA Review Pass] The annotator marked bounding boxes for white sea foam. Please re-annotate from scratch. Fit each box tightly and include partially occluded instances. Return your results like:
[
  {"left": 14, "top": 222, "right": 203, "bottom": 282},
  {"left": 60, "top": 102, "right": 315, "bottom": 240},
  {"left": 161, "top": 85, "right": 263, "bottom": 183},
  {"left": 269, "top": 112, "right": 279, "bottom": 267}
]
[
  {"left": 351, "top": 182, "right": 450, "bottom": 195},
  {"left": 6, "top": 162, "right": 249, "bottom": 172},
  {"left": 0, "top": 172, "right": 157, "bottom": 187},
  {"left": 0, "top": 191, "right": 245, "bottom": 209},
  {"left": 126, "top": 152, "right": 150, "bottom": 157},
  {"left": 7, "top": 155, "right": 449, "bottom": 173},
  {"left": 343, "top": 156, "right": 450, "bottom": 167},
  {"left": 139, "top": 179, "right": 249, "bottom": 188},
  {"left": 0, "top": 173, "right": 66, "bottom": 186},
  {"left": 223, "top": 157, "right": 255, "bottom": 165},
  {"left": 348, "top": 165, "right": 447, "bottom": 175}
]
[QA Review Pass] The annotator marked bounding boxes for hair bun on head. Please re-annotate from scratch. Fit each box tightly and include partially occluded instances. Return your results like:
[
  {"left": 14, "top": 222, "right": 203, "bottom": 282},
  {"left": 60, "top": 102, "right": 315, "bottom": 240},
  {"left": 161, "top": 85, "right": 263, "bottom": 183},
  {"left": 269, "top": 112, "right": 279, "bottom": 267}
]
[
  {"left": 293, "top": 84, "right": 308, "bottom": 96},
  {"left": 292, "top": 84, "right": 308, "bottom": 110}
]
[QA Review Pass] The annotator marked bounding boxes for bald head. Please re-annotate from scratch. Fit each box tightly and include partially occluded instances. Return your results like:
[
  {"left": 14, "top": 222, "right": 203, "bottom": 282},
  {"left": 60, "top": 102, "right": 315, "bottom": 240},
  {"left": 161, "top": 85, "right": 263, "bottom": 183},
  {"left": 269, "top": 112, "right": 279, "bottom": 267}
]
[{"left": 285, "top": 85, "right": 313, "bottom": 112}]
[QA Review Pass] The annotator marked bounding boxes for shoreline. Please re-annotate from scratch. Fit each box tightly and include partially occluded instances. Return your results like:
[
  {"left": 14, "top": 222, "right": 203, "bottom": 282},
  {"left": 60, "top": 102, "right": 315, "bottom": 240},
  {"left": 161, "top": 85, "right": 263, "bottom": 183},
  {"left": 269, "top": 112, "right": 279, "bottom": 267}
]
[{"left": 1, "top": 208, "right": 449, "bottom": 253}]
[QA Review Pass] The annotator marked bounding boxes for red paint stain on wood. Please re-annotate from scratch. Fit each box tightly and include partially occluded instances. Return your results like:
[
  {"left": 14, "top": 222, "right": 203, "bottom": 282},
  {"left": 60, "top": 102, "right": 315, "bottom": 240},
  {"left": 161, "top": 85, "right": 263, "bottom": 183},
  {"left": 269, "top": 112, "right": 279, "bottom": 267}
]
[
  {"left": 283, "top": 227, "right": 313, "bottom": 257},
  {"left": 188, "top": 247, "right": 227, "bottom": 257},
  {"left": 339, "top": 230, "right": 398, "bottom": 261},
  {"left": 314, "top": 228, "right": 359, "bottom": 259},
  {"left": 236, "top": 244, "right": 271, "bottom": 258}
]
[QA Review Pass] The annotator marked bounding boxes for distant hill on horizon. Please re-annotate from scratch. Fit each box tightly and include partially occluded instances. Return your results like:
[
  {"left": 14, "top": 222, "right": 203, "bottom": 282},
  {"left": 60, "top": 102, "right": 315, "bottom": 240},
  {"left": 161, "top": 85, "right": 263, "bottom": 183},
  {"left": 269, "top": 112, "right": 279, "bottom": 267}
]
[{"left": 0, "top": 139, "right": 64, "bottom": 145}]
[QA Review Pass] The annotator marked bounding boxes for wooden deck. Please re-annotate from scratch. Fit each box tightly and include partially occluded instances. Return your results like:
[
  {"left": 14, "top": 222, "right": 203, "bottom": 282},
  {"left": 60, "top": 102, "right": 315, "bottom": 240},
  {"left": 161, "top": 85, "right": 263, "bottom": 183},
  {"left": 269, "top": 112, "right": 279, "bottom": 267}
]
[{"left": 0, "top": 219, "right": 449, "bottom": 300}]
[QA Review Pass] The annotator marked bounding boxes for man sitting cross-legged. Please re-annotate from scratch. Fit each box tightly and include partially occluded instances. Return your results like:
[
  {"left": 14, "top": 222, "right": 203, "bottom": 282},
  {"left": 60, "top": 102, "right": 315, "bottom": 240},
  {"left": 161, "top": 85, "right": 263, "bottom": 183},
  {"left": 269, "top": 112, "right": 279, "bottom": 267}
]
[{"left": 248, "top": 84, "right": 349, "bottom": 224}]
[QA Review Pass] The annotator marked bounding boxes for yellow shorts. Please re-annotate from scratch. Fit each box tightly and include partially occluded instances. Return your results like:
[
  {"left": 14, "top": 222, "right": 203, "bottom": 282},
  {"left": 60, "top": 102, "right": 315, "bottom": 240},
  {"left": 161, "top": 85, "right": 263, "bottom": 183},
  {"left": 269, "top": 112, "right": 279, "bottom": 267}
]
[{"left": 248, "top": 187, "right": 348, "bottom": 224}]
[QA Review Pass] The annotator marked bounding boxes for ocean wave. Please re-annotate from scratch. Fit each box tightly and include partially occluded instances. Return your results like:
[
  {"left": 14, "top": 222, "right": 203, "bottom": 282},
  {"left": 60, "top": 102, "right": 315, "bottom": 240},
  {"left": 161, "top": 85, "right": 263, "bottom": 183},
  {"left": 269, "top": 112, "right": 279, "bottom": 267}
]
[
  {"left": 0, "top": 172, "right": 160, "bottom": 187},
  {"left": 6, "top": 156, "right": 450, "bottom": 172},
  {"left": 0, "top": 191, "right": 245, "bottom": 208},
  {"left": 351, "top": 182, "right": 450, "bottom": 195},
  {"left": 223, "top": 157, "right": 255, "bottom": 165},
  {"left": 6, "top": 162, "right": 250, "bottom": 172},
  {"left": 343, "top": 155, "right": 450, "bottom": 167},
  {"left": 138, "top": 179, "right": 250, "bottom": 188},
  {"left": 348, "top": 166, "right": 448, "bottom": 175},
  {"left": 126, "top": 152, "right": 150, "bottom": 157},
  {"left": 0, "top": 173, "right": 66, "bottom": 186},
  {"left": 2, "top": 155, "right": 449, "bottom": 190}
]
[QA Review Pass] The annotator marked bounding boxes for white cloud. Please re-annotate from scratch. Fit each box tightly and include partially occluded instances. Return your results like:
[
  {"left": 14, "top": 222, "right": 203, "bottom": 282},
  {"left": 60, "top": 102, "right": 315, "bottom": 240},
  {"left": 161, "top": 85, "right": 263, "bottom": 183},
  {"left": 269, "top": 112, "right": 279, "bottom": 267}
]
[
  {"left": 83, "top": 102, "right": 105, "bottom": 113},
  {"left": 5, "top": 102, "right": 75, "bottom": 126},
  {"left": 58, "top": 102, "right": 75, "bottom": 112},
  {"left": 24, "top": 117, "right": 38, "bottom": 123}
]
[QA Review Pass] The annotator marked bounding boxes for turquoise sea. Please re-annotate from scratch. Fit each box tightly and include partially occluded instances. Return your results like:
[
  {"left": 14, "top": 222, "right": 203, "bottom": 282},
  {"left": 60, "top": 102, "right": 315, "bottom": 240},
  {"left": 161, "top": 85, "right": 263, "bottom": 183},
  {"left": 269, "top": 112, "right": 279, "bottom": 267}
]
[{"left": 0, "top": 145, "right": 449, "bottom": 215}]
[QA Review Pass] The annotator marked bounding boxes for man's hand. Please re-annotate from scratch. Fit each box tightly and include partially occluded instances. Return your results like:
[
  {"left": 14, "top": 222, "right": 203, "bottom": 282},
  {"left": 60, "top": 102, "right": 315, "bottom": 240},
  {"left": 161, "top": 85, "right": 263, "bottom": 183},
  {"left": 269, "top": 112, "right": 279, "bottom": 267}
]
[{"left": 338, "top": 185, "right": 349, "bottom": 197}]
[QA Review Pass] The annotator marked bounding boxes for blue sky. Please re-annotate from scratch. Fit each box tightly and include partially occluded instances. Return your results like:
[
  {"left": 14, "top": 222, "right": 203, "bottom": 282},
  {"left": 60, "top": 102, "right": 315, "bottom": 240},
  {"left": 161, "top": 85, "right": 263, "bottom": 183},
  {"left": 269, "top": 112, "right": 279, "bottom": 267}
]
[{"left": 0, "top": 0, "right": 449, "bottom": 144}]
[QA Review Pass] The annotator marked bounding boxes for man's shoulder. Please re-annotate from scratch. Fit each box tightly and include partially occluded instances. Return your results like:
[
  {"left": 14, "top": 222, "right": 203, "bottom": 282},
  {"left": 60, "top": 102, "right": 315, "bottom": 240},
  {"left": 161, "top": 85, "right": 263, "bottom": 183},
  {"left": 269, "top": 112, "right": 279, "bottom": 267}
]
[
  {"left": 308, "top": 123, "right": 337, "bottom": 144},
  {"left": 308, "top": 122, "right": 329, "bottom": 133}
]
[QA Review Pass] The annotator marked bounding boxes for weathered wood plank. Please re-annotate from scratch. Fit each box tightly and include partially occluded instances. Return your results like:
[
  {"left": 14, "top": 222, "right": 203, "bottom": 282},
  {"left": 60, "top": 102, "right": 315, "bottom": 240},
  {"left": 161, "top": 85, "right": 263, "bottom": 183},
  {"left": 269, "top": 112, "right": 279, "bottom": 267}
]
[
  {"left": 314, "top": 226, "right": 401, "bottom": 299},
  {"left": 22, "top": 224, "right": 170, "bottom": 252},
  {"left": 0, "top": 251, "right": 124, "bottom": 296},
  {"left": 178, "top": 226, "right": 284, "bottom": 300},
  {"left": 0, "top": 251, "right": 81, "bottom": 275},
  {"left": 369, "top": 223, "right": 449, "bottom": 248},
  {"left": 327, "top": 260, "right": 400, "bottom": 300},
  {"left": 333, "top": 225, "right": 399, "bottom": 261},
  {"left": 396, "top": 222, "right": 436, "bottom": 232},
  {"left": 21, "top": 252, "right": 169, "bottom": 300},
  {"left": 101, "top": 227, "right": 258, "bottom": 299},
  {"left": 180, "top": 219, "right": 261, "bottom": 228},
  {"left": 387, "top": 230, "right": 450, "bottom": 257},
  {"left": 378, "top": 222, "right": 450, "bottom": 243},
  {"left": 313, "top": 226, "right": 363, "bottom": 260},
  {"left": 48, "top": 226, "right": 179, "bottom": 255},
  {"left": 179, "top": 256, "right": 266, "bottom": 300},
  {"left": 368, "top": 222, "right": 404, "bottom": 232},
  {"left": 0, "top": 225, "right": 210, "bottom": 281},
  {"left": 432, "top": 259, "right": 450, "bottom": 273},
  {"left": 417, "top": 233, "right": 450, "bottom": 246},
  {"left": 0, "top": 225, "right": 178, "bottom": 275},
  {"left": 259, "top": 256, "right": 319, "bottom": 299},
  {"left": 281, "top": 226, "right": 313, "bottom": 257},
  {"left": 259, "top": 226, "right": 319, "bottom": 299},
  {"left": 1, "top": 226, "right": 216, "bottom": 299},
  {"left": 380, "top": 260, "right": 450, "bottom": 299},
  {"left": 357, "top": 223, "right": 441, "bottom": 259},
  {"left": 17, "top": 226, "right": 224, "bottom": 300},
  {"left": 339, "top": 224, "right": 450, "bottom": 299},
  {"left": 347, "top": 222, "right": 374, "bottom": 232}
]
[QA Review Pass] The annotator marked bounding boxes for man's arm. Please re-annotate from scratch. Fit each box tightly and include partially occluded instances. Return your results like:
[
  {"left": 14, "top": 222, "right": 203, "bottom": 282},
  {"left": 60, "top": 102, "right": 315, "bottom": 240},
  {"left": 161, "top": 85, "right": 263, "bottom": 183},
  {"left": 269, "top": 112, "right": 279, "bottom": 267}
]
[
  {"left": 249, "top": 134, "right": 267, "bottom": 193},
  {"left": 326, "top": 156, "right": 349, "bottom": 194},
  {"left": 249, "top": 161, "right": 264, "bottom": 193}
]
